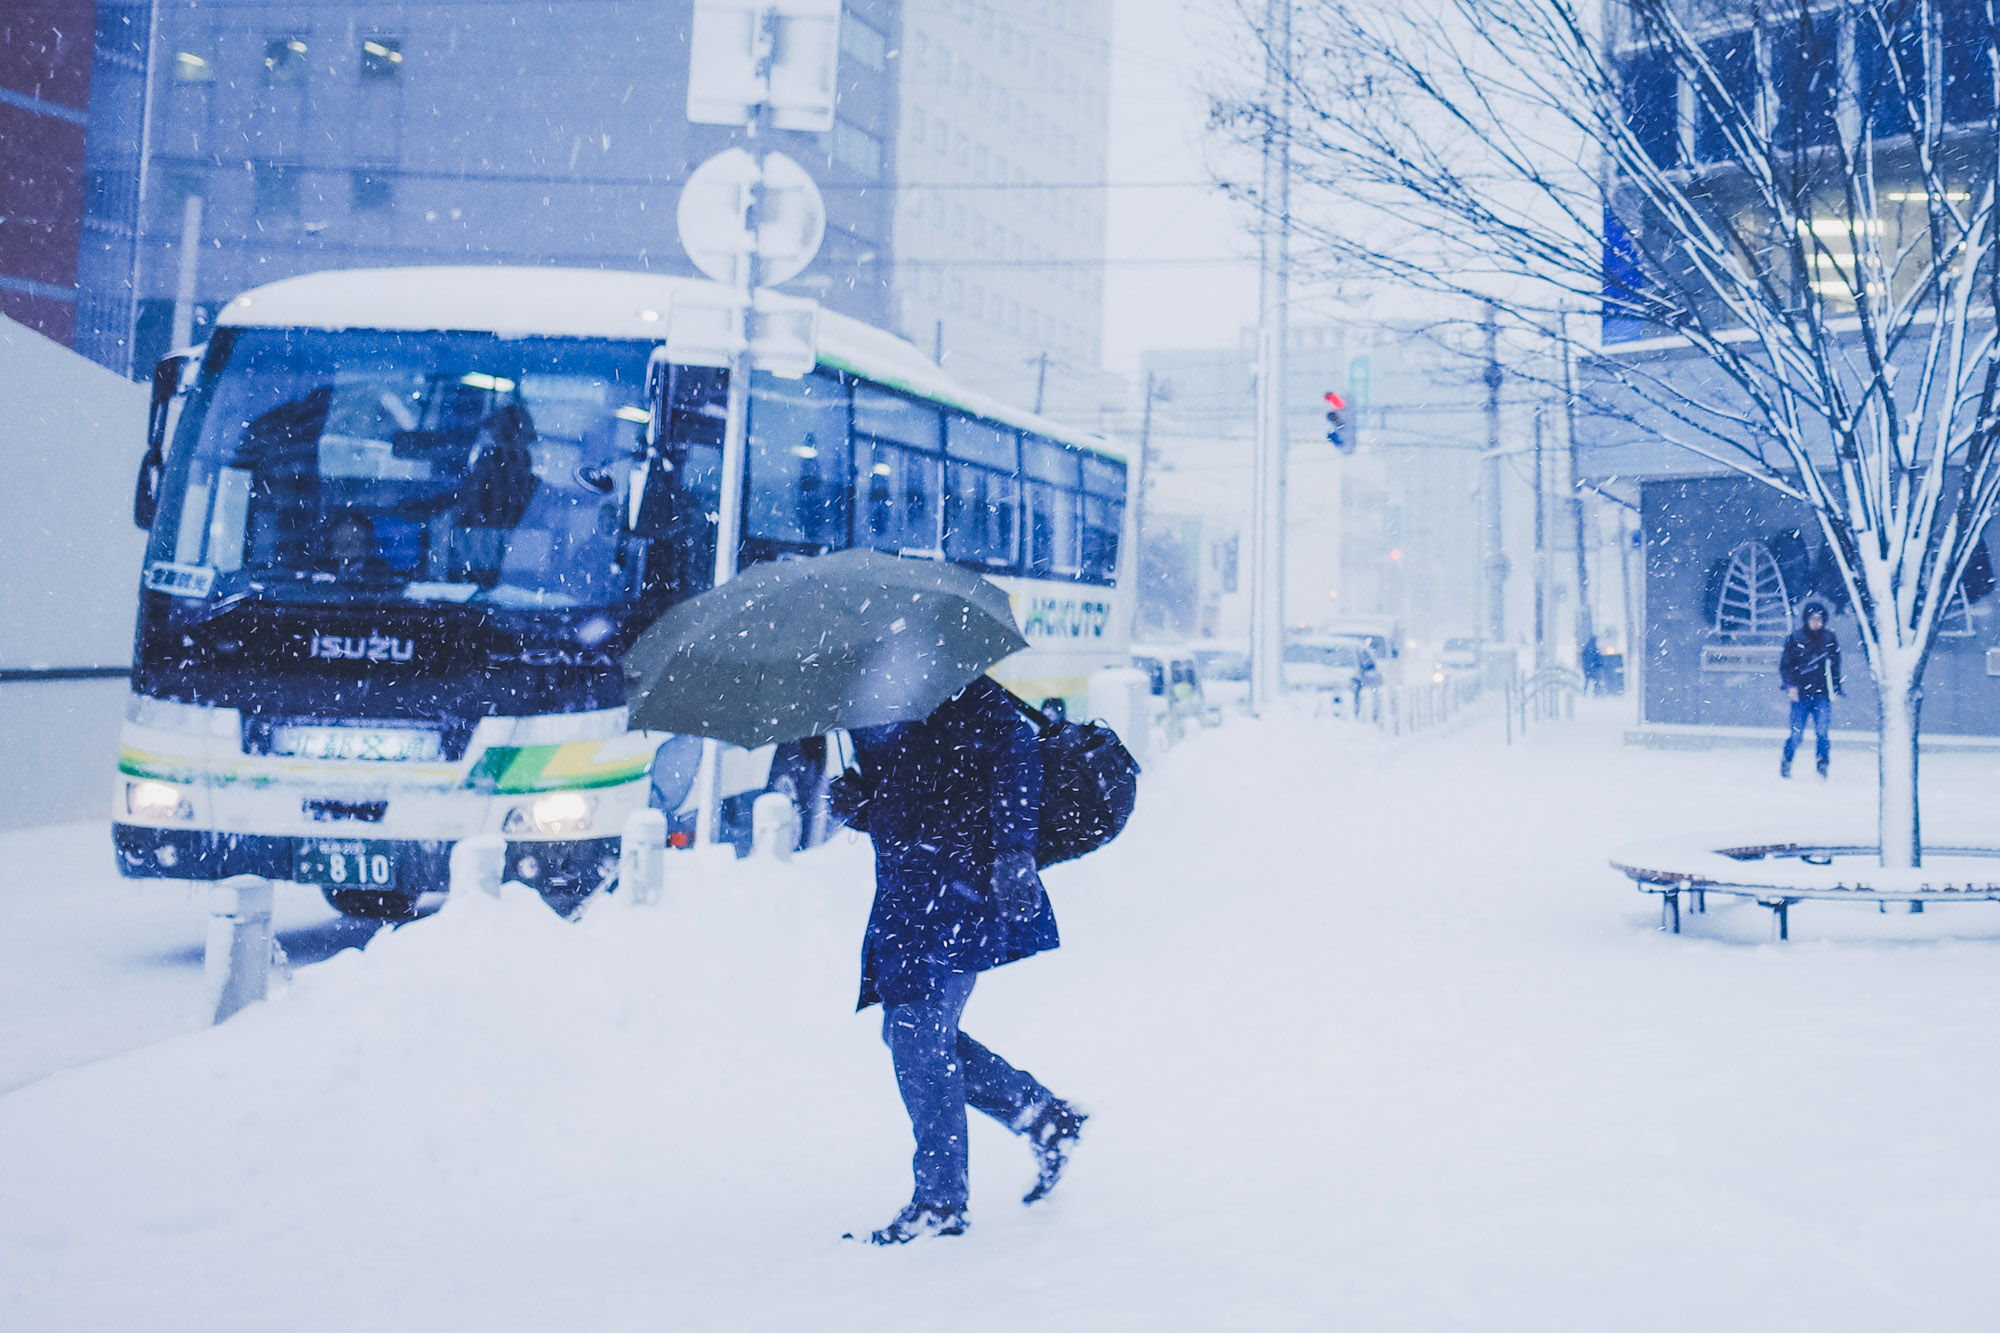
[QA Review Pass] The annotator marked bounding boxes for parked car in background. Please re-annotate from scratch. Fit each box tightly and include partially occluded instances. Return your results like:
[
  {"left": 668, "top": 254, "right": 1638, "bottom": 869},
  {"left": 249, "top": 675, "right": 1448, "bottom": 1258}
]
[
  {"left": 1192, "top": 646, "right": 1250, "bottom": 709},
  {"left": 1132, "top": 643, "right": 1218, "bottom": 736},
  {"left": 1283, "top": 636, "right": 1383, "bottom": 711},
  {"left": 1325, "top": 618, "right": 1404, "bottom": 662},
  {"left": 1436, "top": 637, "right": 1482, "bottom": 673}
]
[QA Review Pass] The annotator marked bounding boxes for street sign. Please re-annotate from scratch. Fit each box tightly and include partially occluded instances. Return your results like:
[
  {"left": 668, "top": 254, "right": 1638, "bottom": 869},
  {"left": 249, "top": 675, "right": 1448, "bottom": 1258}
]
[
  {"left": 677, "top": 148, "right": 826, "bottom": 288},
  {"left": 664, "top": 286, "right": 819, "bottom": 379},
  {"left": 747, "top": 289, "right": 819, "bottom": 378},
  {"left": 686, "top": 0, "right": 842, "bottom": 133}
]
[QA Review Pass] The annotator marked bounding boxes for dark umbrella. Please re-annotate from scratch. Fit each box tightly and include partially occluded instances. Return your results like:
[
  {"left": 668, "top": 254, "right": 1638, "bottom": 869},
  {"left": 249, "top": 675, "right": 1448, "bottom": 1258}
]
[{"left": 624, "top": 548, "right": 1027, "bottom": 748}]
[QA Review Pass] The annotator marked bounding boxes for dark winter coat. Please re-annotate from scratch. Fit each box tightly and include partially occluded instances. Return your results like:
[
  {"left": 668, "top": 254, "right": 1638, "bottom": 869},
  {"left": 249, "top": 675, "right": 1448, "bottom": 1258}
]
[
  {"left": 849, "top": 674, "right": 1056, "bottom": 1010},
  {"left": 1780, "top": 625, "right": 1842, "bottom": 699}
]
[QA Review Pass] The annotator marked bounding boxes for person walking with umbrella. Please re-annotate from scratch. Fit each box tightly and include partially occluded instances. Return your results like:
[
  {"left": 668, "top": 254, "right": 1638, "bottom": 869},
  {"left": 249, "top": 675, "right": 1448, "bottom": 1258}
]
[
  {"left": 1779, "top": 600, "right": 1842, "bottom": 779},
  {"left": 837, "top": 673, "right": 1087, "bottom": 1244},
  {"left": 623, "top": 550, "right": 1089, "bottom": 1244}
]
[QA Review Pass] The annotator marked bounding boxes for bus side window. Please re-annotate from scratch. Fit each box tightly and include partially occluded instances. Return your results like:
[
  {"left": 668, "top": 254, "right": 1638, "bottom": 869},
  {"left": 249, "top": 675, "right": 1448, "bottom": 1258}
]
[
  {"left": 1022, "top": 435, "right": 1083, "bottom": 580},
  {"left": 858, "top": 441, "right": 943, "bottom": 556},
  {"left": 943, "top": 417, "right": 1021, "bottom": 572},
  {"left": 1081, "top": 494, "right": 1122, "bottom": 583},
  {"left": 852, "top": 385, "right": 944, "bottom": 557},
  {"left": 1080, "top": 453, "right": 1126, "bottom": 585},
  {"left": 745, "top": 371, "right": 850, "bottom": 558}
]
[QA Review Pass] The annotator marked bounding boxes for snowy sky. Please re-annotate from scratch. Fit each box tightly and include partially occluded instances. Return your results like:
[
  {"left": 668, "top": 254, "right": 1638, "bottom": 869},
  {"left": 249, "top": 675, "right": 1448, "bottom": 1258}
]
[{"left": 1102, "top": 0, "right": 1262, "bottom": 371}]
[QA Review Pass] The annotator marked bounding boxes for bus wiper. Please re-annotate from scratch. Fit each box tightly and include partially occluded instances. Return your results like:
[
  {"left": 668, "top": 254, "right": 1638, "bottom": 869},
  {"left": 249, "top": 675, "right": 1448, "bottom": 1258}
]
[{"left": 184, "top": 588, "right": 254, "bottom": 625}]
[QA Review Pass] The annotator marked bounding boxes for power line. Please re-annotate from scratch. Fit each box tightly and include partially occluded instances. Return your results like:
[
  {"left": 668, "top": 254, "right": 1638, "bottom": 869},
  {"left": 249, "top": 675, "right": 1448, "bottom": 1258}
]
[{"left": 149, "top": 154, "right": 1218, "bottom": 193}]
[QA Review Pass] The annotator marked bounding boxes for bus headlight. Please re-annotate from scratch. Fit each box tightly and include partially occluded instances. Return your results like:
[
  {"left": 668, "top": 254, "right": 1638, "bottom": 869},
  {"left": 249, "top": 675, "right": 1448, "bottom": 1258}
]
[
  {"left": 504, "top": 792, "right": 596, "bottom": 836},
  {"left": 126, "top": 780, "right": 194, "bottom": 822}
]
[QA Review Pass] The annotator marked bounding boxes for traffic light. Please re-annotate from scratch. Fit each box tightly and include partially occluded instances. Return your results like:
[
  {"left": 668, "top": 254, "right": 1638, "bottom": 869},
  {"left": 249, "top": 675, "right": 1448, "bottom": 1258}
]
[{"left": 1324, "top": 390, "right": 1352, "bottom": 452}]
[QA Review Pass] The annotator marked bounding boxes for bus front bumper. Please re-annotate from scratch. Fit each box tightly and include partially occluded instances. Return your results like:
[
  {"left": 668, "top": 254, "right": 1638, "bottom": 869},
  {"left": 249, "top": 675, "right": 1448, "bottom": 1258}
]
[{"left": 113, "top": 824, "right": 619, "bottom": 898}]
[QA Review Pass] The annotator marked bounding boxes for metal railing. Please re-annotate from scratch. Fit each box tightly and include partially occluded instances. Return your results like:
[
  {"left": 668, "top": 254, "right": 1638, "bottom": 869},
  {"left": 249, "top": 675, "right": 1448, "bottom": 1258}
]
[
  {"left": 1505, "top": 665, "right": 1584, "bottom": 742},
  {"left": 1377, "top": 671, "right": 1484, "bottom": 737}
]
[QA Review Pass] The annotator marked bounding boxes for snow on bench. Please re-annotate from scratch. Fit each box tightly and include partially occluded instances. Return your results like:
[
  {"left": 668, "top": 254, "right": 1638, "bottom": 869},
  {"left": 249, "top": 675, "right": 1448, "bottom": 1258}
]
[{"left": 1610, "top": 842, "right": 2000, "bottom": 940}]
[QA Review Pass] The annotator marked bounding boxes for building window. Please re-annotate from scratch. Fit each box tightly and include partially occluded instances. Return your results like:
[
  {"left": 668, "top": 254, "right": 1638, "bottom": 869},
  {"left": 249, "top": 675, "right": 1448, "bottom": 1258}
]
[
  {"left": 264, "top": 37, "right": 309, "bottom": 86},
  {"left": 1943, "top": 13, "right": 1997, "bottom": 124},
  {"left": 361, "top": 37, "right": 404, "bottom": 80},
  {"left": 841, "top": 13, "right": 888, "bottom": 70},
  {"left": 172, "top": 49, "right": 215, "bottom": 83},
  {"left": 351, "top": 169, "right": 394, "bottom": 211},
  {"left": 1616, "top": 48, "right": 1678, "bottom": 170},
  {"left": 833, "top": 122, "right": 883, "bottom": 179},
  {"left": 1695, "top": 31, "right": 1756, "bottom": 162},
  {"left": 255, "top": 164, "right": 300, "bottom": 218}
]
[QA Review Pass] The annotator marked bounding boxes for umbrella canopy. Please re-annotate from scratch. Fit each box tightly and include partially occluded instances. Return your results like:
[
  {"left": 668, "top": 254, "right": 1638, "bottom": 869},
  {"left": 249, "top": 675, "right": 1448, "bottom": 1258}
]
[{"left": 624, "top": 548, "right": 1028, "bottom": 748}]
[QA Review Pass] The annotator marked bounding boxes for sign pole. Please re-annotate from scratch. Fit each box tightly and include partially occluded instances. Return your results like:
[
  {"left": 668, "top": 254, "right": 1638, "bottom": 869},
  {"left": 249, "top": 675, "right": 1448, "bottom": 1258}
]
[
  {"left": 1248, "top": 0, "right": 1291, "bottom": 717},
  {"left": 684, "top": 1, "right": 835, "bottom": 848},
  {"left": 693, "top": 38, "right": 769, "bottom": 851}
]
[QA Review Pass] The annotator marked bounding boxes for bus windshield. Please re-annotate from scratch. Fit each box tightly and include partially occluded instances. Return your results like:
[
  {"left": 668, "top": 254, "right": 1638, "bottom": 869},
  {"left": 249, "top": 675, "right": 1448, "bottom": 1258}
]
[{"left": 147, "top": 327, "right": 655, "bottom": 609}]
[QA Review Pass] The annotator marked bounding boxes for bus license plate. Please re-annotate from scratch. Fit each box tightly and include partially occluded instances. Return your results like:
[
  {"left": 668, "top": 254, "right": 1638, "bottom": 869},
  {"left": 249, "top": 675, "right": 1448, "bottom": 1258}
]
[{"left": 295, "top": 839, "right": 397, "bottom": 888}]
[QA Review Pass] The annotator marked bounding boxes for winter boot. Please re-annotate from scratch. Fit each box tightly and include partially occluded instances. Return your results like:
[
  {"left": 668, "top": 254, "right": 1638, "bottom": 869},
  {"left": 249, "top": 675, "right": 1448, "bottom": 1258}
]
[
  {"left": 1817, "top": 758, "right": 1830, "bottom": 780},
  {"left": 860, "top": 1202, "right": 967, "bottom": 1245},
  {"left": 1780, "top": 756, "right": 1792, "bottom": 778},
  {"left": 1020, "top": 1098, "right": 1088, "bottom": 1205}
]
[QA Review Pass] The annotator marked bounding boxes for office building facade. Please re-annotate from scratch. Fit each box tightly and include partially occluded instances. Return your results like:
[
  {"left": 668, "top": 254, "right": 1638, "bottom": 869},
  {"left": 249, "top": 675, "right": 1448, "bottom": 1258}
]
[
  {"left": 1, "top": 0, "right": 101, "bottom": 345},
  {"left": 1583, "top": 0, "right": 2000, "bottom": 737},
  {"left": 890, "top": 0, "right": 1112, "bottom": 420},
  {"left": 79, "top": 0, "right": 900, "bottom": 376}
]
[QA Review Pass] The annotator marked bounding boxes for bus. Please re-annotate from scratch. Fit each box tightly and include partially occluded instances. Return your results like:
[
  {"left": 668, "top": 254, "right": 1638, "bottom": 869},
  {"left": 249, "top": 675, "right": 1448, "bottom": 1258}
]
[{"left": 115, "top": 266, "right": 1133, "bottom": 918}]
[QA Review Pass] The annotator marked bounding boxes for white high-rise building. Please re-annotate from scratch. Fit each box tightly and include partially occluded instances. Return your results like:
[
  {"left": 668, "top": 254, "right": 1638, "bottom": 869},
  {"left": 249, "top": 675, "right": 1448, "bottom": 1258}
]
[{"left": 890, "top": 0, "right": 1112, "bottom": 423}]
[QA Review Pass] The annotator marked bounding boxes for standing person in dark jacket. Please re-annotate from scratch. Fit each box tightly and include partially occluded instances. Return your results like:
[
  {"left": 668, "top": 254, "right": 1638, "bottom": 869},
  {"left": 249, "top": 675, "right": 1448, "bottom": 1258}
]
[
  {"left": 837, "top": 673, "right": 1087, "bottom": 1245},
  {"left": 1779, "top": 601, "right": 1842, "bottom": 778}
]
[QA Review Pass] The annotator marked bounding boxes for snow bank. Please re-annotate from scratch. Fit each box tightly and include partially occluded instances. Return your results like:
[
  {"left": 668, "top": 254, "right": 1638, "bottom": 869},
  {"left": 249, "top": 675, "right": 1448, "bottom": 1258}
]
[
  {"left": 0, "top": 315, "right": 148, "bottom": 672},
  {"left": 8, "top": 703, "right": 2000, "bottom": 1330}
]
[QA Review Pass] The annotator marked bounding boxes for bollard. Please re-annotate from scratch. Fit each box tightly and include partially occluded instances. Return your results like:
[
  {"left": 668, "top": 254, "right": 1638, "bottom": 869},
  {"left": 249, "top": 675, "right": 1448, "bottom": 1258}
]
[
  {"left": 620, "top": 808, "right": 668, "bottom": 903},
  {"left": 751, "top": 791, "right": 799, "bottom": 862},
  {"left": 450, "top": 835, "right": 506, "bottom": 899},
  {"left": 205, "top": 874, "right": 274, "bottom": 1024},
  {"left": 1087, "top": 667, "right": 1151, "bottom": 769}
]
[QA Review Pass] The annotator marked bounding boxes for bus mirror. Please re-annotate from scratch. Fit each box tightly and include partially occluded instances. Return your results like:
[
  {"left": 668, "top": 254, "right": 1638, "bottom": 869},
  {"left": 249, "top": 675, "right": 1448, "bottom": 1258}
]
[
  {"left": 133, "top": 452, "right": 162, "bottom": 530},
  {"left": 643, "top": 347, "right": 671, "bottom": 449},
  {"left": 628, "top": 452, "right": 679, "bottom": 542},
  {"left": 136, "top": 351, "right": 194, "bottom": 531}
]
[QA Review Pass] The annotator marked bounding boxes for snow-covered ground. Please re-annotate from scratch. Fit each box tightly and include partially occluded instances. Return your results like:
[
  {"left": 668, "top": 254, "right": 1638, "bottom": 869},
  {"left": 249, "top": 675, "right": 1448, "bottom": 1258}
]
[{"left": 7, "top": 700, "right": 2000, "bottom": 1331}]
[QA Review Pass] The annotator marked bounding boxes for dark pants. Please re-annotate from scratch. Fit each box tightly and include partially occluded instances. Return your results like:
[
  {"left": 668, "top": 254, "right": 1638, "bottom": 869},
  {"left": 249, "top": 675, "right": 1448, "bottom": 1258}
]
[
  {"left": 1784, "top": 696, "right": 1832, "bottom": 767},
  {"left": 881, "top": 972, "right": 1051, "bottom": 1210}
]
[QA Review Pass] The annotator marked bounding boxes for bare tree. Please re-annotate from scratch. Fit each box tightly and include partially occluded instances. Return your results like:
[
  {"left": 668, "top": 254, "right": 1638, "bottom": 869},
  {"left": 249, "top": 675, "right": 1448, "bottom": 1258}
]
[{"left": 1216, "top": 0, "right": 2000, "bottom": 866}]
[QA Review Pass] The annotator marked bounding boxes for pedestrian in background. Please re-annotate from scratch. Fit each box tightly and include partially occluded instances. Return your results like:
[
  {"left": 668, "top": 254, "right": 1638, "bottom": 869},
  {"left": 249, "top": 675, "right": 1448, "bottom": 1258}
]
[
  {"left": 1780, "top": 601, "right": 1842, "bottom": 779},
  {"left": 834, "top": 674, "right": 1088, "bottom": 1245}
]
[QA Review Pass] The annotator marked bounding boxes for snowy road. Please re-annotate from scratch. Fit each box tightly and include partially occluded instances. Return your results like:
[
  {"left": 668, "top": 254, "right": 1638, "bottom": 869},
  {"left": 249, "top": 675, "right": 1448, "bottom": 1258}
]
[{"left": 6, "top": 701, "right": 2000, "bottom": 1330}]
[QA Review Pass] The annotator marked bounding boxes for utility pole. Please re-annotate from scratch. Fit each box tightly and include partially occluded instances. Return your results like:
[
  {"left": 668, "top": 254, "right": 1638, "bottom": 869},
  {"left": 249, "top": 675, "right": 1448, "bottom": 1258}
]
[
  {"left": 1034, "top": 351, "right": 1050, "bottom": 414},
  {"left": 1533, "top": 408, "right": 1548, "bottom": 670},
  {"left": 168, "top": 195, "right": 203, "bottom": 351},
  {"left": 1131, "top": 371, "right": 1158, "bottom": 638},
  {"left": 1481, "top": 304, "right": 1506, "bottom": 646},
  {"left": 1248, "top": 0, "right": 1292, "bottom": 715},
  {"left": 126, "top": 0, "right": 164, "bottom": 376},
  {"left": 1560, "top": 311, "right": 1595, "bottom": 667}
]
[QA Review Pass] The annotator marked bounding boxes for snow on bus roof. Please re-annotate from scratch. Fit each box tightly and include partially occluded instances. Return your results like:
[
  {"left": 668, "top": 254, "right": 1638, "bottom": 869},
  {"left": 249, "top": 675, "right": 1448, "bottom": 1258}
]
[{"left": 215, "top": 266, "right": 1124, "bottom": 461}]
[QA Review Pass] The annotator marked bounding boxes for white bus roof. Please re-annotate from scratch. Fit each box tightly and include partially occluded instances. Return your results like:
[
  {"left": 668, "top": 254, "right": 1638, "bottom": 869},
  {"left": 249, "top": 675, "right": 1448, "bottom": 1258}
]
[{"left": 215, "top": 266, "right": 1124, "bottom": 461}]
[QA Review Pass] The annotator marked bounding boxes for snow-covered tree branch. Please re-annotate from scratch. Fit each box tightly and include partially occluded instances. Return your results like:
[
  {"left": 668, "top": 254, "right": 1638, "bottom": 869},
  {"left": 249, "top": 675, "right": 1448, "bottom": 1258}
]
[{"left": 1215, "top": 0, "right": 2000, "bottom": 865}]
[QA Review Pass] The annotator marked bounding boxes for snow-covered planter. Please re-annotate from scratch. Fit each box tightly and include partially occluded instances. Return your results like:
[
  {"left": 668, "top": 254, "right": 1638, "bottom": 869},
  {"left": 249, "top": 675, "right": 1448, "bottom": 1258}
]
[{"left": 1611, "top": 842, "right": 2000, "bottom": 940}]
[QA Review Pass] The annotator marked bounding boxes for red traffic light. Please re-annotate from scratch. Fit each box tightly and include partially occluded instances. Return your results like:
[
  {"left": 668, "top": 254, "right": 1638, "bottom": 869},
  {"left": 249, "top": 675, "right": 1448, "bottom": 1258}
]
[{"left": 1323, "top": 391, "right": 1347, "bottom": 410}]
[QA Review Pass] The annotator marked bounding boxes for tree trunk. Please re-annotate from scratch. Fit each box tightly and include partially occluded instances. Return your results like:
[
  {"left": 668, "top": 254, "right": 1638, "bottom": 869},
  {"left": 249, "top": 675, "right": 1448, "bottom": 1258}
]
[{"left": 1876, "top": 666, "right": 1923, "bottom": 870}]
